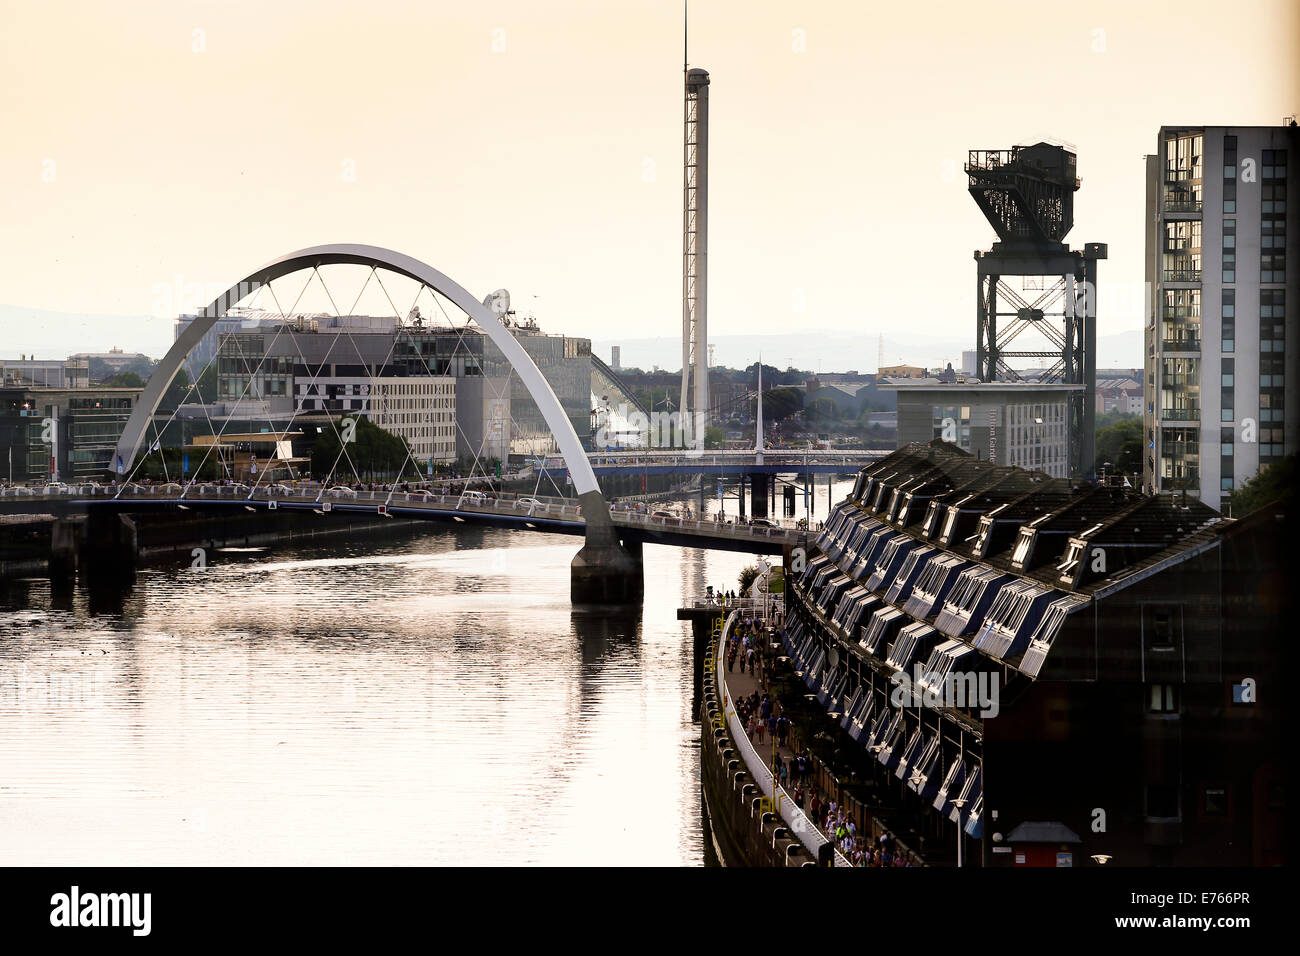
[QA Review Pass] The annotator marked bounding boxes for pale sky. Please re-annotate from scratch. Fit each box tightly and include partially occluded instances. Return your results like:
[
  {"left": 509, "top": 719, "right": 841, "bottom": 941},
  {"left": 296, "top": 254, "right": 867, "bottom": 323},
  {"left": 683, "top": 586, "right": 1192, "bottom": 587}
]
[{"left": 1, "top": 0, "right": 1297, "bottom": 364}]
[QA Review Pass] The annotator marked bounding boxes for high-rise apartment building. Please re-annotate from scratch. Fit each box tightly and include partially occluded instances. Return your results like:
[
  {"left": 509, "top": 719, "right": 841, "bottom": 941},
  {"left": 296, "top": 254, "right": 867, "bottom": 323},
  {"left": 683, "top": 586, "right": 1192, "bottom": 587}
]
[{"left": 1144, "top": 124, "right": 1298, "bottom": 511}]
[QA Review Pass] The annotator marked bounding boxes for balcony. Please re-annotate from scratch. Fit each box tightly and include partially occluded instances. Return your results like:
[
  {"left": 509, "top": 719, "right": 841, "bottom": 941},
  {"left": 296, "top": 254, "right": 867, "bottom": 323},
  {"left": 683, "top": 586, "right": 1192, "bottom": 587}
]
[
  {"left": 1162, "top": 198, "right": 1203, "bottom": 214},
  {"left": 1162, "top": 267, "right": 1202, "bottom": 283},
  {"left": 1160, "top": 336, "right": 1201, "bottom": 352},
  {"left": 1160, "top": 408, "right": 1201, "bottom": 422}
]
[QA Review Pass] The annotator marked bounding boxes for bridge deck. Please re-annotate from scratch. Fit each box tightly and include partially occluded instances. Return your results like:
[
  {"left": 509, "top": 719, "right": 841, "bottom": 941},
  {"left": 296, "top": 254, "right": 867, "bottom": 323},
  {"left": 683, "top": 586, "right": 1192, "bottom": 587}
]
[{"left": 1, "top": 484, "right": 815, "bottom": 554}]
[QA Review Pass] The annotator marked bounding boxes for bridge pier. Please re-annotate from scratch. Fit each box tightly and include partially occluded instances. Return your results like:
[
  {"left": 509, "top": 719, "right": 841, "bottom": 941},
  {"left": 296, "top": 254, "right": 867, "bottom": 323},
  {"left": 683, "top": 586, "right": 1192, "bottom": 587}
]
[
  {"left": 49, "top": 518, "right": 82, "bottom": 584},
  {"left": 750, "top": 474, "right": 770, "bottom": 519},
  {"left": 571, "top": 491, "right": 643, "bottom": 608},
  {"left": 83, "top": 512, "right": 139, "bottom": 590}
]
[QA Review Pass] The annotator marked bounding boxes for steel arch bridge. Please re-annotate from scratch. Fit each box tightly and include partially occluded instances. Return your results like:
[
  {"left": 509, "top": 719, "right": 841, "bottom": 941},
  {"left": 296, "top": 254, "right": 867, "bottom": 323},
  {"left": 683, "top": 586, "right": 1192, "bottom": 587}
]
[
  {"left": 114, "top": 243, "right": 601, "bottom": 497},
  {"left": 111, "top": 243, "right": 635, "bottom": 604}
]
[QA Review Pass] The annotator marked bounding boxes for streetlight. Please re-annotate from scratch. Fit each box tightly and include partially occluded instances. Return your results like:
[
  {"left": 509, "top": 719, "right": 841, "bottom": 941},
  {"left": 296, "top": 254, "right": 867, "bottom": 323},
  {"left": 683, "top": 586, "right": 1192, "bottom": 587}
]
[{"left": 950, "top": 797, "right": 966, "bottom": 868}]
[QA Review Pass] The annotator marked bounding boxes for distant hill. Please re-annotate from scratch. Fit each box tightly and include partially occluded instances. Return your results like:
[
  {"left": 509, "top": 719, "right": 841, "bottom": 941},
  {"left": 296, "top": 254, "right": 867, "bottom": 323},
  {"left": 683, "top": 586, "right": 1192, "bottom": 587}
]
[
  {"left": 594, "top": 329, "right": 1143, "bottom": 376},
  {"left": 2, "top": 301, "right": 1143, "bottom": 376},
  {"left": 0, "top": 304, "right": 170, "bottom": 360}
]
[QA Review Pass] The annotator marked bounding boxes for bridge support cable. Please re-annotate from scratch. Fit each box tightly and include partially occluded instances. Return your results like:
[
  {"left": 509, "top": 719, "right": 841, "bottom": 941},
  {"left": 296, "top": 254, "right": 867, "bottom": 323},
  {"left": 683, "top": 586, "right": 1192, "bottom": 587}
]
[
  {"left": 365, "top": 269, "right": 569, "bottom": 508},
  {"left": 113, "top": 325, "right": 241, "bottom": 491},
  {"left": 109, "top": 244, "right": 643, "bottom": 604},
  {"left": 168, "top": 267, "right": 328, "bottom": 494},
  {"left": 240, "top": 266, "right": 392, "bottom": 498}
]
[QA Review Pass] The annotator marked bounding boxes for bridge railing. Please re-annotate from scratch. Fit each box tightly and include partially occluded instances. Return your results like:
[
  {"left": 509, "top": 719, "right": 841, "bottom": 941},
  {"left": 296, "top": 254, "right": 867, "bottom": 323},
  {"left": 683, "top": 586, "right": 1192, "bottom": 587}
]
[{"left": 3, "top": 485, "right": 814, "bottom": 543}]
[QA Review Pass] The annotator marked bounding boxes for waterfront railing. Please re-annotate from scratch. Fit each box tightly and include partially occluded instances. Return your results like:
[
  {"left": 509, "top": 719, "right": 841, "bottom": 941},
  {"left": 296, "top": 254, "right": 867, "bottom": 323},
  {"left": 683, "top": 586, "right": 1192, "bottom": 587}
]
[
  {"left": 716, "top": 607, "right": 851, "bottom": 867},
  {"left": 3, "top": 485, "right": 814, "bottom": 546}
]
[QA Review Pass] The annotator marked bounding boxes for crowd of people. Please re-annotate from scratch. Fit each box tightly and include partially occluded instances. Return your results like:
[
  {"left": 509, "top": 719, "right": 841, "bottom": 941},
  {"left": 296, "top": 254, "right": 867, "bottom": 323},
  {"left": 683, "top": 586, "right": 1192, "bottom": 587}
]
[{"left": 723, "top": 612, "right": 915, "bottom": 867}]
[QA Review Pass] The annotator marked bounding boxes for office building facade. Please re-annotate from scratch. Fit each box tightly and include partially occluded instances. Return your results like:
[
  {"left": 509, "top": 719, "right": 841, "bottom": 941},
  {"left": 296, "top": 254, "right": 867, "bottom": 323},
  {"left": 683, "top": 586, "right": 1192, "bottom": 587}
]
[
  {"left": 886, "top": 382, "right": 1082, "bottom": 478},
  {"left": 1144, "top": 124, "right": 1298, "bottom": 511}
]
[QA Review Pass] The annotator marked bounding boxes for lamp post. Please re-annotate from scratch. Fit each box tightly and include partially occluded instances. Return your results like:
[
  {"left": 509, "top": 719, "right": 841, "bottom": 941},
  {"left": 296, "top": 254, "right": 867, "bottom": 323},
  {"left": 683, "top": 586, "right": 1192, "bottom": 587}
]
[{"left": 951, "top": 797, "right": 966, "bottom": 868}]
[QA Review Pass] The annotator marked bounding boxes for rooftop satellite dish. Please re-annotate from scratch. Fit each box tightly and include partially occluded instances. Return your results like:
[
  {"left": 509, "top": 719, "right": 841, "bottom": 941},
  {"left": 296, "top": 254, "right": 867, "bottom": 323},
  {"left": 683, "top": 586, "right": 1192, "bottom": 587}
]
[{"left": 482, "top": 288, "right": 511, "bottom": 318}]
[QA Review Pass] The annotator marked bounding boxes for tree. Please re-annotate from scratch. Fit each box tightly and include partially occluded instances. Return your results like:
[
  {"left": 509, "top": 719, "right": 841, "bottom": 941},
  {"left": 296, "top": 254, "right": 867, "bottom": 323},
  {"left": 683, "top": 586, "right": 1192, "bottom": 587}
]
[
  {"left": 762, "top": 386, "right": 804, "bottom": 422},
  {"left": 704, "top": 425, "right": 724, "bottom": 448},
  {"left": 1095, "top": 417, "right": 1142, "bottom": 478},
  {"left": 738, "top": 565, "right": 760, "bottom": 594},
  {"left": 194, "top": 364, "right": 219, "bottom": 404},
  {"left": 310, "top": 416, "right": 415, "bottom": 481},
  {"left": 103, "top": 371, "right": 146, "bottom": 388},
  {"left": 1229, "top": 453, "right": 1296, "bottom": 516},
  {"left": 157, "top": 368, "right": 191, "bottom": 412}
]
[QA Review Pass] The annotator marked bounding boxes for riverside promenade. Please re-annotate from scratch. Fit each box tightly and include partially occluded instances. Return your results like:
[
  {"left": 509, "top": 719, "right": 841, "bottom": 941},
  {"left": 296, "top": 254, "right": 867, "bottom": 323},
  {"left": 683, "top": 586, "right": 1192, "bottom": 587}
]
[{"left": 716, "top": 605, "right": 923, "bottom": 867}]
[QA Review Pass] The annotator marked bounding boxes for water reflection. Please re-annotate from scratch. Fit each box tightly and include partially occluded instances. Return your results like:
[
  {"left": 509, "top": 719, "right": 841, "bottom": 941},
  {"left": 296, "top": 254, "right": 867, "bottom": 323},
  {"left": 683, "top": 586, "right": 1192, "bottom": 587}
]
[{"left": 0, "top": 480, "right": 851, "bottom": 865}]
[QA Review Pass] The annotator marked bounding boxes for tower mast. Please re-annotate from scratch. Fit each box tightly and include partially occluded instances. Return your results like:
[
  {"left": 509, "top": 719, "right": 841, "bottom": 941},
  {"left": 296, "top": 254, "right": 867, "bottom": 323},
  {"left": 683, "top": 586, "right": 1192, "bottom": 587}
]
[{"left": 680, "top": 9, "right": 710, "bottom": 450}]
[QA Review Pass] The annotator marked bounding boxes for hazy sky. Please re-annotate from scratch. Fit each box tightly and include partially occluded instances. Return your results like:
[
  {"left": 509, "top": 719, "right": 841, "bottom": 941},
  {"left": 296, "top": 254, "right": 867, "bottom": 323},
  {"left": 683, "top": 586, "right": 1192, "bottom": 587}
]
[{"left": 2, "top": 0, "right": 1297, "bottom": 365}]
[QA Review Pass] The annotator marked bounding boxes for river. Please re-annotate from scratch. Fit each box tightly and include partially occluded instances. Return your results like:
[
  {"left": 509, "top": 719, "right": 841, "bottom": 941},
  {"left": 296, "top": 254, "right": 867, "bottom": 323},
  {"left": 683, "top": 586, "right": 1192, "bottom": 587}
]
[{"left": 0, "top": 480, "right": 851, "bottom": 865}]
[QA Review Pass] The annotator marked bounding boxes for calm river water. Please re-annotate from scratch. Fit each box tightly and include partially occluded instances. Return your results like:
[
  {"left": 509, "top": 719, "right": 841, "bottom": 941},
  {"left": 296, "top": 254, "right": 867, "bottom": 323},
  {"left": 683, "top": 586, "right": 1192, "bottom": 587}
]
[{"left": 0, "top": 481, "right": 850, "bottom": 865}]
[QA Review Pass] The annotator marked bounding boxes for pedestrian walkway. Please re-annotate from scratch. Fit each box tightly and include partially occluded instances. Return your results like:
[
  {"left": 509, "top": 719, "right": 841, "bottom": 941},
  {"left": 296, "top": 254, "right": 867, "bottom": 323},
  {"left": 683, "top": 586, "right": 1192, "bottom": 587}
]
[{"left": 717, "top": 617, "right": 919, "bottom": 867}]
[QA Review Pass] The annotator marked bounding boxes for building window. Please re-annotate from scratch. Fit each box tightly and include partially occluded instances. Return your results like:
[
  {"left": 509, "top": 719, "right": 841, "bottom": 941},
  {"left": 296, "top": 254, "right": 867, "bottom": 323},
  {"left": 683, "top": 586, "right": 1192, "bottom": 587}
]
[
  {"left": 1150, "top": 608, "right": 1177, "bottom": 649},
  {"left": 1148, "top": 683, "right": 1178, "bottom": 713},
  {"left": 1203, "top": 787, "right": 1228, "bottom": 816},
  {"left": 1262, "top": 149, "right": 1288, "bottom": 180}
]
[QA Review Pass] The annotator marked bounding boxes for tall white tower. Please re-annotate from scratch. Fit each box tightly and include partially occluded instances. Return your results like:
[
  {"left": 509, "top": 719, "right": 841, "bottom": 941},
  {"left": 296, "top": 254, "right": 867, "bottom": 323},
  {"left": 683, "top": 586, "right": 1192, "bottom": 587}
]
[{"left": 681, "top": 67, "right": 710, "bottom": 449}]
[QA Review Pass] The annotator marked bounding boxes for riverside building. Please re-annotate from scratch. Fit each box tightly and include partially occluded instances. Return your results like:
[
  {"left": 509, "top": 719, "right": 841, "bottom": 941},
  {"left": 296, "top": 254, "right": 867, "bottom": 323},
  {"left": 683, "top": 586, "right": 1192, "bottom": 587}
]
[
  {"left": 784, "top": 441, "right": 1284, "bottom": 866},
  {"left": 1143, "top": 123, "right": 1298, "bottom": 510}
]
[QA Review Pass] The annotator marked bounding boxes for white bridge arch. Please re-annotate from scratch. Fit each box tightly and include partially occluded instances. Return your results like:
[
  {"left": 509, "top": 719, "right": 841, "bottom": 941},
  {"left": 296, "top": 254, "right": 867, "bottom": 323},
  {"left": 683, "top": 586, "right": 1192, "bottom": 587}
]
[{"left": 114, "top": 243, "right": 602, "bottom": 499}]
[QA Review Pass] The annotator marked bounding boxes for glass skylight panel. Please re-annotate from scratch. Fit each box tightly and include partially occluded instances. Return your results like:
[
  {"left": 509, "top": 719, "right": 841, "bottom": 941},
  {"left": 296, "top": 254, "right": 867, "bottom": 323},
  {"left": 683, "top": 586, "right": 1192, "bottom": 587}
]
[
  {"left": 861, "top": 606, "right": 904, "bottom": 655},
  {"left": 894, "top": 728, "right": 925, "bottom": 779},
  {"left": 1011, "top": 527, "right": 1035, "bottom": 566},
  {"left": 865, "top": 534, "right": 908, "bottom": 590},
  {"left": 922, "top": 500, "right": 943, "bottom": 537},
  {"left": 951, "top": 765, "right": 982, "bottom": 824},
  {"left": 1019, "top": 594, "right": 1087, "bottom": 677},
  {"left": 903, "top": 554, "right": 966, "bottom": 619},
  {"left": 935, "top": 567, "right": 1004, "bottom": 638},
  {"left": 917, "top": 638, "right": 969, "bottom": 697},
  {"left": 832, "top": 585, "right": 869, "bottom": 629},
  {"left": 887, "top": 487, "right": 904, "bottom": 520},
  {"left": 909, "top": 735, "right": 941, "bottom": 793},
  {"left": 934, "top": 758, "right": 967, "bottom": 812},
  {"left": 941, "top": 505, "right": 960, "bottom": 542},
  {"left": 886, "top": 621, "right": 935, "bottom": 669},
  {"left": 886, "top": 545, "right": 935, "bottom": 604}
]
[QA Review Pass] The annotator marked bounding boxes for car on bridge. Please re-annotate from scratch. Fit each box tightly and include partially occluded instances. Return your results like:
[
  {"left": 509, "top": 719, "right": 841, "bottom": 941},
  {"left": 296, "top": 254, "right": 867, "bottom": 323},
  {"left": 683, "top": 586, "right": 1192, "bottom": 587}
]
[
  {"left": 749, "top": 517, "right": 780, "bottom": 529},
  {"left": 325, "top": 486, "right": 358, "bottom": 498}
]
